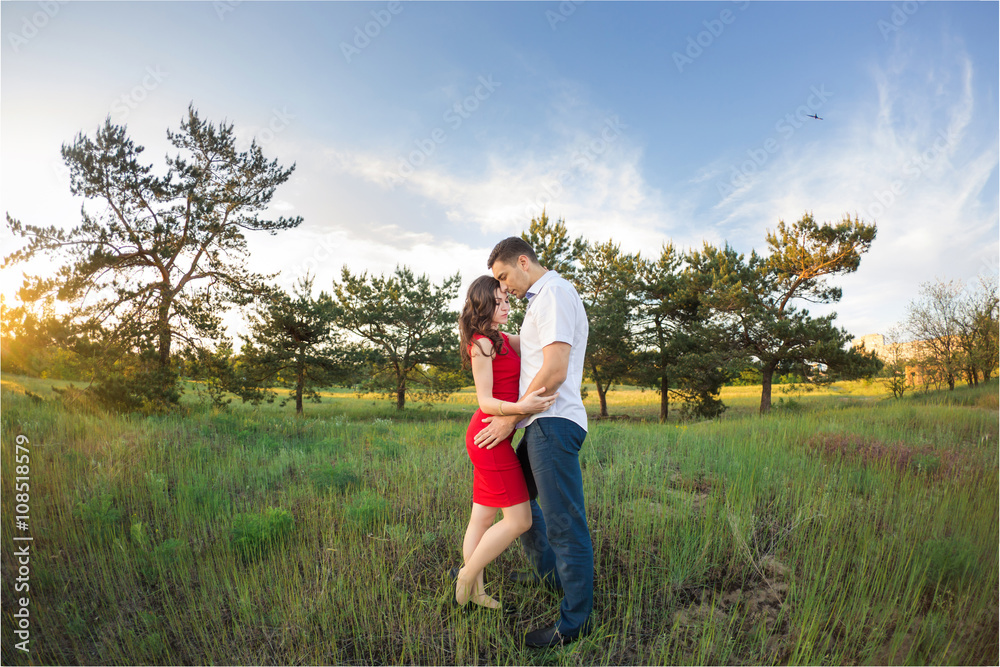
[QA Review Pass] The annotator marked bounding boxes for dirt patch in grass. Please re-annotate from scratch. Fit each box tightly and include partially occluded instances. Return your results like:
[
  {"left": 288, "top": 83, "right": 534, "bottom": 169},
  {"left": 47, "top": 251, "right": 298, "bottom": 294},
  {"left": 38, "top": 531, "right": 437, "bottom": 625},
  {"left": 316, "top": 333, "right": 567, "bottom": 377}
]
[
  {"left": 805, "top": 433, "right": 986, "bottom": 483},
  {"left": 868, "top": 598, "right": 999, "bottom": 665},
  {"left": 640, "top": 472, "right": 715, "bottom": 521},
  {"left": 670, "top": 555, "right": 794, "bottom": 663}
]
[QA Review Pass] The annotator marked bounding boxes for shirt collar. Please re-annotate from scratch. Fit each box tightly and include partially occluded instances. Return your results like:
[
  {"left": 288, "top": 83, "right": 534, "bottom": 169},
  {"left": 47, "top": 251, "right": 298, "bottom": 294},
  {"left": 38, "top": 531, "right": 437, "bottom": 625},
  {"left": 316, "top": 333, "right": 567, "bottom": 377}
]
[{"left": 525, "top": 270, "right": 558, "bottom": 301}]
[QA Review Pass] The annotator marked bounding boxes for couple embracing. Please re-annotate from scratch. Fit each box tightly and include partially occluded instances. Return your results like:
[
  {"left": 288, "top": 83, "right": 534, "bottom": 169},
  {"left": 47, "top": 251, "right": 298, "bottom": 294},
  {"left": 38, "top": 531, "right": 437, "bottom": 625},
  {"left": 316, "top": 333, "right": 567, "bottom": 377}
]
[{"left": 453, "top": 236, "right": 593, "bottom": 649}]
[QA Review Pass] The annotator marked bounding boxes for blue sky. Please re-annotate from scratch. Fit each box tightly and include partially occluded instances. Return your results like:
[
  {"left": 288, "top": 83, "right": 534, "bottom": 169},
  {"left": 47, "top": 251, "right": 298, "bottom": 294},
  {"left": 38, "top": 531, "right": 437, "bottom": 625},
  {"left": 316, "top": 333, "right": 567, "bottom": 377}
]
[{"left": 2, "top": 0, "right": 997, "bottom": 344}]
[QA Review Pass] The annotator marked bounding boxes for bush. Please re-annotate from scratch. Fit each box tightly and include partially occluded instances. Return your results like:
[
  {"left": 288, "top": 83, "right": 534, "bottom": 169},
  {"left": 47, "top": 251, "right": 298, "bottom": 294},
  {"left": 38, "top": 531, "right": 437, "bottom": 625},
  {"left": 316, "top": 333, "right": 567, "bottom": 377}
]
[
  {"left": 343, "top": 490, "right": 391, "bottom": 532},
  {"left": 145, "top": 471, "right": 169, "bottom": 510},
  {"left": 151, "top": 538, "right": 189, "bottom": 571},
  {"left": 184, "top": 344, "right": 237, "bottom": 409},
  {"left": 91, "top": 350, "right": 182, "bottom": 414},
  {"left": 729, "top": 368, "right": 762, "bottom": 387},
  {"left": 74, "top": 492, "right": 124, "bottom": 539},
  {"left": 230, "top": 507, "right": 295, "bottom": 561},
  {"left": 773, "top": 397, "right": 803, "bottom": 413},
  {"left": 307, "top": 462, "right": 361, "bottom": 493},
  {"left": 137, "top": 537, "right": 190, "bottom": 582},
  {"left": 374, "top": 440, "right": 403, "bottom": 460},
  {"left": 922, "top": 537, "right": 980, "bottom": 590},
  {"left": 52, "top": 384, "right": 104, "bottom": 415}
]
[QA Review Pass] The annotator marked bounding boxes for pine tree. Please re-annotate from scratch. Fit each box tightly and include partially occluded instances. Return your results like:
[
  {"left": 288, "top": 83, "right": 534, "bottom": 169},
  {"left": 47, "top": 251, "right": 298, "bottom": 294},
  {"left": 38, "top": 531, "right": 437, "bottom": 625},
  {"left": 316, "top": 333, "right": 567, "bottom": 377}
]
[
  {"left": 504, "top": 209, "right": 587, "bottom": 331},
  {"left": 691, "top": 212, "right": 880, "bottom": 414},
  {"left": 634, "top": 244, "right": 733, "bottom": 421},
  {"left": 237, "top": 275, "right": 346, "bottom": 415},
  {"left": 3, "top": 104, "right": 302, "bottom": 409},
  {"left": 332, "top": 265, "right": 461, "bottom": 410},
  {"left": 576, "top": 240, "right": 641, "bottom": 417}
]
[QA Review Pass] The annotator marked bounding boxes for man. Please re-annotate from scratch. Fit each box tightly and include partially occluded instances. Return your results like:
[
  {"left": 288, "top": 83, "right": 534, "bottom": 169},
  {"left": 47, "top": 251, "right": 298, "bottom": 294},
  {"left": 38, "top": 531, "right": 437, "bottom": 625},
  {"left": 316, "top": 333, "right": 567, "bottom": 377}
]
[{"left": 474, "top": 236, "right": 593, "bottom": 648}]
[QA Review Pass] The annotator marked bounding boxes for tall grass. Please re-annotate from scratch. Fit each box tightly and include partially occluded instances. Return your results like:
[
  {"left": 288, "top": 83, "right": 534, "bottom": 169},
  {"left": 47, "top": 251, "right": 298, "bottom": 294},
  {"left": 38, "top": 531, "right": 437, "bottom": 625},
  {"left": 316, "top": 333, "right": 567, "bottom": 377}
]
[{"left": 2, "top": 375, "right": 997, "bottom": 665}]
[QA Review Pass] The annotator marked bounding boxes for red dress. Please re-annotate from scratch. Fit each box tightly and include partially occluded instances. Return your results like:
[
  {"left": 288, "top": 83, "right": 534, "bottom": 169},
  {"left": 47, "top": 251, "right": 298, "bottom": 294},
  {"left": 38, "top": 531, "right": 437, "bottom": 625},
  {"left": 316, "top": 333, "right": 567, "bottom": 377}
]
[{"left": 465, "top": 332, "right": 529, "bottom": 507}]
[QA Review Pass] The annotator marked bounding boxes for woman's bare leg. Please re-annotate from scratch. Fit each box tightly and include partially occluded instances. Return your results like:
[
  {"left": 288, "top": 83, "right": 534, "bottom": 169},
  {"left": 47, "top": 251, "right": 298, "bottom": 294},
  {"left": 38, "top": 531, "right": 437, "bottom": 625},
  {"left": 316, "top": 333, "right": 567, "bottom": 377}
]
[
  {"left": 459, "top": 503, "right": 499, "bottom": 607},
  {"left": 456, "top": 501, "right": 532, "bottom": 607}
]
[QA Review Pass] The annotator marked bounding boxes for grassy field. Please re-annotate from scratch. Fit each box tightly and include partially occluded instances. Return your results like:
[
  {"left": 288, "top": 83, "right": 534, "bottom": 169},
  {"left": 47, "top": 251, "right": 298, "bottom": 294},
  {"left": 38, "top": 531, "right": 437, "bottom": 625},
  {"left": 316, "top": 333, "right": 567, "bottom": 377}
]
[{"left": 1, "top": 374, "right": 997, "bottom": 665}]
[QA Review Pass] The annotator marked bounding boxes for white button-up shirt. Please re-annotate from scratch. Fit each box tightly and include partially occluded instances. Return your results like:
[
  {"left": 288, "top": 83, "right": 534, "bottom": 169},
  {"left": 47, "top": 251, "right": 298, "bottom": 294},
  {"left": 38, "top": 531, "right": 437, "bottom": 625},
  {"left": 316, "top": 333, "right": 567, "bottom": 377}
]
[{"left": 516, "top": 270, "right": 589, "bottom": 432}]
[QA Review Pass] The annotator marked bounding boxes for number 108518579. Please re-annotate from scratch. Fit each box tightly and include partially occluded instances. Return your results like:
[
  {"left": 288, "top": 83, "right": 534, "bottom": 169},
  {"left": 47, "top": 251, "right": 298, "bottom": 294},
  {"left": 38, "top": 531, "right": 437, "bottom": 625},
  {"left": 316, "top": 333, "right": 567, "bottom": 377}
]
[{"left": 14, "top": 434, "right": 31, "bottom": 529}]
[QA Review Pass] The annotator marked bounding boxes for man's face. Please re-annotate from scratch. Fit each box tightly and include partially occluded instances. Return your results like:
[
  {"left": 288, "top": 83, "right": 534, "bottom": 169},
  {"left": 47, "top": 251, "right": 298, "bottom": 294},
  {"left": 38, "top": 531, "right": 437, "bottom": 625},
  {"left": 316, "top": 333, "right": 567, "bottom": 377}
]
[{"left": 491, "top": 257, "right": 531, "bottom": 299}]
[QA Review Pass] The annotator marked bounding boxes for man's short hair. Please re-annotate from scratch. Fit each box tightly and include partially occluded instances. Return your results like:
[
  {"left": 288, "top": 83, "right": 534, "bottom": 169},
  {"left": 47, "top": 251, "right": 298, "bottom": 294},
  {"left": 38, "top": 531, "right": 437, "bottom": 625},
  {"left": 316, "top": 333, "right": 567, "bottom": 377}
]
[{"left": 488, "top": 237, "right": 538, "bottom": 269}]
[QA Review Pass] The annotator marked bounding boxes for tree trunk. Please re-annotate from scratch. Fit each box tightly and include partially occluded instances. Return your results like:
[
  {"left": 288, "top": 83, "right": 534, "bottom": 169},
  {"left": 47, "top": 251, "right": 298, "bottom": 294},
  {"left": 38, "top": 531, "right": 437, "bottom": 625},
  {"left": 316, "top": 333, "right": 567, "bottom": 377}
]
[
  {"left": 396, "top": 380, "right": 406, "bottom": 410},
  {"left": 596, "top": 378, "right": 609, "bottom": 417},
  {"left": 947, "top": 372, "right": 955, "bottom": 390},
  {"left": 760, "top": 362, "right": 776, "bottom": 414},
  {"left": 659, "top": 373, "right": 669, "bottom": 423},
  {"left": 295, "top": 355, "right": 305, "bottom": 416},
  {"left": 157, "top": 300, "right": 172, "bottom": 367}
]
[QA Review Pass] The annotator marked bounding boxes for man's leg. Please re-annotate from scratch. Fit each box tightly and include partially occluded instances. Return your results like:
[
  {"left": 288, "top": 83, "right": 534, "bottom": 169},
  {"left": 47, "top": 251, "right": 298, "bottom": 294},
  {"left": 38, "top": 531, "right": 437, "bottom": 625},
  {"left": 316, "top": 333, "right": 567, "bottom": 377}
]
[
  {"left": 518, "top": 424, "right": 561, "bottom": 588},
  {"left": 517, "top": 496, "right": 562, "bottom": 589},
  {"left": 523, "top": 417, "right": 593, "bottom": 636}
]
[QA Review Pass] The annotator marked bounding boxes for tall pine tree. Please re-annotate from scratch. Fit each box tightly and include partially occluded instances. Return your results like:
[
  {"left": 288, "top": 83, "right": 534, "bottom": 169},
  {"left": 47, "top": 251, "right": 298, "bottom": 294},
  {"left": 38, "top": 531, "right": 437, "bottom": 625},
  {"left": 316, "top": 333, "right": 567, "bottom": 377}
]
[
  {"left": 577, "top": 240, "right": 641, "bottom": 417},
  {"left": 3, "top": 104, "right": 302, "bottom": 409},
  {"left": 691, "top": 213, "right": 880, "bottom": 414}
]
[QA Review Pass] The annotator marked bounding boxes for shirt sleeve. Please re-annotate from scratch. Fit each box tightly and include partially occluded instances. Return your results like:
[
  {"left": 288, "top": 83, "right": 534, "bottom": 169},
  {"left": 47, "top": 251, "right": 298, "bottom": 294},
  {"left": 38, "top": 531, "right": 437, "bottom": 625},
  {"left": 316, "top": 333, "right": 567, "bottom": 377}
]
[{"left": 530, "top": 283, "right": 577, "bottom": 347}]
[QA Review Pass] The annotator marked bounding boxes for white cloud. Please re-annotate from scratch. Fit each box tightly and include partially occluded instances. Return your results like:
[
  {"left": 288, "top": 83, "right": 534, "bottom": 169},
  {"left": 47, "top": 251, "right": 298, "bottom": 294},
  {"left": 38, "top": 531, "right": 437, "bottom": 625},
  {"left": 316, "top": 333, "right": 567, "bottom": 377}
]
[
  {"left": 325, "top": 119, "right": 684, "bottom": 258},
  {"left": 269, "top": 199, "right": 296, "bottom": 213},
  {"left": 703, "top": 40, "right": 998, "bottom": 337}
]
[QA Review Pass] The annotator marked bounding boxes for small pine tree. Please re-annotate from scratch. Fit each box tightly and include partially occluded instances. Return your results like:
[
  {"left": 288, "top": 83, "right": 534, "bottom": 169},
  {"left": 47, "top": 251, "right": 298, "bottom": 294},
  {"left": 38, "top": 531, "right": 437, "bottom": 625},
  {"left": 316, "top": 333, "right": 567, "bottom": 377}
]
[{"left": 237, "top": 275, "right": 346, "bottom": 415}]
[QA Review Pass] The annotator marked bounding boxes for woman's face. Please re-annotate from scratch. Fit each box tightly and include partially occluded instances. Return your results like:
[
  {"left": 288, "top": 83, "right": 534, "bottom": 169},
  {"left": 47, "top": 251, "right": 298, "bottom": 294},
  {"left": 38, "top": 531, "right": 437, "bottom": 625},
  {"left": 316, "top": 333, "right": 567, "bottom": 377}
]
[{"left": 491, "top": 287, "right": 510, "bottom": 327}]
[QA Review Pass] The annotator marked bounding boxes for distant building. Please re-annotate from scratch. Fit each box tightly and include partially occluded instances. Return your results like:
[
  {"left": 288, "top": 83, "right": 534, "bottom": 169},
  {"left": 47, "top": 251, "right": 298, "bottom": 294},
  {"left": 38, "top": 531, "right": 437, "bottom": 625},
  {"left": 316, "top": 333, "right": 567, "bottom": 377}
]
[
  {"left": 851, "top": 333, "right": 947, "bottom": 388},
  {"left": 851, "top": 333, "right": 928, "bottom": 361}
]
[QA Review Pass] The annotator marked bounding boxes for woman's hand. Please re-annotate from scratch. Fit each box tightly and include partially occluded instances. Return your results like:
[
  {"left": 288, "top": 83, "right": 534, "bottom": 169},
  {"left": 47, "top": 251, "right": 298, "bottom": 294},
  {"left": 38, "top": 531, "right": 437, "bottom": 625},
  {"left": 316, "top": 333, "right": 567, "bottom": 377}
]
[{"left": 514, "top": 387, "right": 558, "bottom": 415}]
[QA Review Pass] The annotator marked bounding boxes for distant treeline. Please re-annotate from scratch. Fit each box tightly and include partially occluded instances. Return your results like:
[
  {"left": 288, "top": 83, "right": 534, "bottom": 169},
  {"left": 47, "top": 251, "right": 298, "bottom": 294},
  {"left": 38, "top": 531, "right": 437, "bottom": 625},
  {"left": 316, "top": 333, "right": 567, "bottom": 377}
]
[{"left": 2, "top": 105, "right": 929, "bottom": 419}]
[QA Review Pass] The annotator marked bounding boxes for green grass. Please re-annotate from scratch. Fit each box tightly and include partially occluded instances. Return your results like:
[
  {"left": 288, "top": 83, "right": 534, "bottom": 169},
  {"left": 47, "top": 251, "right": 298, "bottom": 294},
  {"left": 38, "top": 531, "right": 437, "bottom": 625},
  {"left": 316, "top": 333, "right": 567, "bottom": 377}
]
[{"left": 1, "top": 374, "right": 997, "bottom": 665}]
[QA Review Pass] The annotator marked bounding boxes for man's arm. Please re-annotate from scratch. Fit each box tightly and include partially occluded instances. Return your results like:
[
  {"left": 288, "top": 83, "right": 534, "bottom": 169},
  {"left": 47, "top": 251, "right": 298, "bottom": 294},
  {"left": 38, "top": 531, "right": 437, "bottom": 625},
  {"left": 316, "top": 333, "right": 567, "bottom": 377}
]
[{"left": 473, "top": 342, "right": 571, "bottom": 449}]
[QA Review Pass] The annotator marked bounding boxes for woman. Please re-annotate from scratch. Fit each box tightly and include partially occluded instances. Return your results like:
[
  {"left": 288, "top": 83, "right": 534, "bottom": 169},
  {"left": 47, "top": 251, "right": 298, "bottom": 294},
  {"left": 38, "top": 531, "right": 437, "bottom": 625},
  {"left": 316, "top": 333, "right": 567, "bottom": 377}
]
[{"left": 455, "top": 275, "right": 557, "bottom": 610}]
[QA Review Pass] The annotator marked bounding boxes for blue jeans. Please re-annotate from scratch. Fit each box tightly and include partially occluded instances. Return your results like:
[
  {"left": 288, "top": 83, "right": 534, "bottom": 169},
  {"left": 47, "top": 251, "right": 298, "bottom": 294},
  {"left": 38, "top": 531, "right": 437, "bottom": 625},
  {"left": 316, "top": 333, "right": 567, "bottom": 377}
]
[{"left": 518, "top": 417, "right": 593, "bottom": 636}]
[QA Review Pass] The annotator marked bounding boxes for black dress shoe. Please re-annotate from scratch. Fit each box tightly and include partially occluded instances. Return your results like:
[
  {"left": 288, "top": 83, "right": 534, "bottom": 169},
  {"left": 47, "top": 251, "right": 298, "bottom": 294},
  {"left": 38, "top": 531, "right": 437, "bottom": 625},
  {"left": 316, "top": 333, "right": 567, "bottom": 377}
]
[{"left": 524, "top": 624, "right": 579, "bottom": 648}]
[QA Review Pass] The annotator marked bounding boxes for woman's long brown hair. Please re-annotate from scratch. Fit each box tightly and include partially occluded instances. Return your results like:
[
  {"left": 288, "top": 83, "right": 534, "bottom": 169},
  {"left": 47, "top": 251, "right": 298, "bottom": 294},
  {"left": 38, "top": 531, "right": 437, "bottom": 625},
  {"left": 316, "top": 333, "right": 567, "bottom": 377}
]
[{"left": 458, "top": 275, "right": 508, "bottom": 369}]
